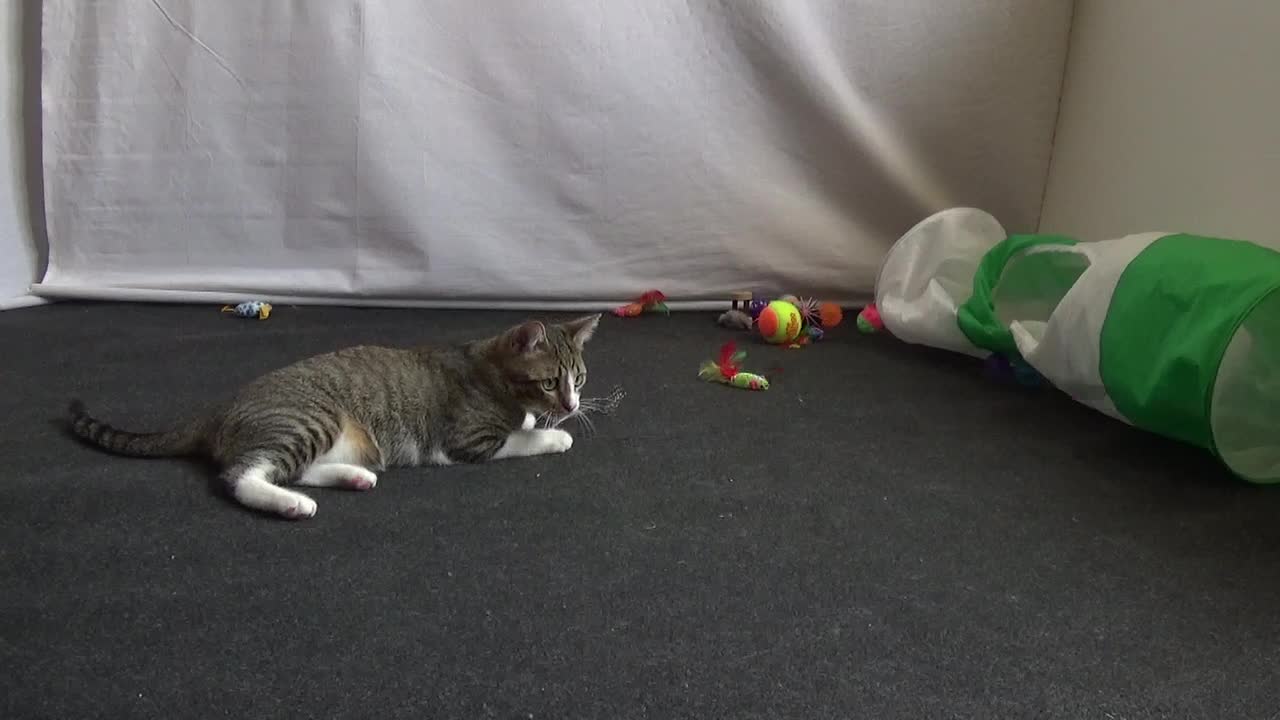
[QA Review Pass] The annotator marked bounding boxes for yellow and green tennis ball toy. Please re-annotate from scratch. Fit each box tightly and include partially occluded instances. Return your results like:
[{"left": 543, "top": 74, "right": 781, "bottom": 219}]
[{"left": 756, "top": 300, "right": 803, "bottom": 344}]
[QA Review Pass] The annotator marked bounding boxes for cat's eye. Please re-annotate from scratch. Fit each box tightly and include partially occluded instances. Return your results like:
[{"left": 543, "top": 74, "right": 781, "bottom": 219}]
[
  {"left": 574, "top": 374, "right": 586, "bottom": 388},
  {"left": 540, "top": 378, "right": 557, "bottom": 392}
]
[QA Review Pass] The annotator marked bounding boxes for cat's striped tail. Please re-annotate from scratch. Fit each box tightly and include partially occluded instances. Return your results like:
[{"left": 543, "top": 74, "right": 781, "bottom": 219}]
[{"left": 68, "top": 400, "right": 207, "bottom": 458}]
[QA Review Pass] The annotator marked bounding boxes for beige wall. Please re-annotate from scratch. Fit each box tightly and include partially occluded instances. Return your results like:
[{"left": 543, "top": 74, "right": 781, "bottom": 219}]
[{"left": 1040, "top": 0, "right": 1280, "bottom": 246}]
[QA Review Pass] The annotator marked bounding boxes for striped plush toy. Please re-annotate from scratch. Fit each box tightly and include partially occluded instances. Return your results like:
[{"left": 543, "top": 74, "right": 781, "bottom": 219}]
[{"left": 221, "top": 301, "right": 272, "bottom": 320}]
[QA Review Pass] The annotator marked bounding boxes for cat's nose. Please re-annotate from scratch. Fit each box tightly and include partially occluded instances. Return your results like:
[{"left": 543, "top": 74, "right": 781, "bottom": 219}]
[{"left": 561, "top": 398, "right": 577, "bottom": 412}]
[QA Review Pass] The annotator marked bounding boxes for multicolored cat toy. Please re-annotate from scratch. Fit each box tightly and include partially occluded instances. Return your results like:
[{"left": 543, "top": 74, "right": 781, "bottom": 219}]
[
  {"left": 613, "top": 290, "right": 669, "bottom": 317},
  {"left": 737, "top": 294, "right": 844, "bottom": 347},
  {"left": 698, "top": 341, "right": 771, "bottom": 391},
  {"left": 221, "top": 301, "right": 272, "bottom": 320}
]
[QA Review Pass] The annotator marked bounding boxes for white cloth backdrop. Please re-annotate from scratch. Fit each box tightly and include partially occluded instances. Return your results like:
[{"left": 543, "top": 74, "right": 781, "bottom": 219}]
[
  {"left": 0, "top": 2, "right": 43, "bottom": 310},
  {"left": 34, "top": 0, "right": 1072, "bottom": 308}
]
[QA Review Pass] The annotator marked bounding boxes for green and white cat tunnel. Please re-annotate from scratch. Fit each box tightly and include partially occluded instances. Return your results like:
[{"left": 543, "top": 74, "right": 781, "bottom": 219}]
[{"left": 874, "top": 207, "right": 1280, "bottom": 483}]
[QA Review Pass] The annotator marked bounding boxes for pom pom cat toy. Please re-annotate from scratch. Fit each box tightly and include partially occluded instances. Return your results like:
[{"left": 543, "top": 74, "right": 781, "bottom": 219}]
[{"left": 856, "top": 303, "right": 883, "bottom": 333}]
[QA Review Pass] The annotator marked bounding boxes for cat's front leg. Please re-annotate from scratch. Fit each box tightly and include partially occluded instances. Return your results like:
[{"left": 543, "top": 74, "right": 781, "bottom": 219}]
[
  {"left": 445, "top": 424, "right": 572, "bottom": 464},
  {"left": 492, "top": 428, "right": 573, "bottom": 460}
]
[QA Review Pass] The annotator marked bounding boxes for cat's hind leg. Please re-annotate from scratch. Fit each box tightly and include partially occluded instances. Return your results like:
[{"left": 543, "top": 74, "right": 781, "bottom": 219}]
[
  {"left": 217, "top": 415, "right": 363, "bottom": 515},
  {"left": 294, "top": 418, "right": 381, "bottom": 490},
  {"left": 222, "top": 457, "right": 318, "bottom": 520},
  {"left": 296, "top": 463, "right": 377, "bottom": 490}
]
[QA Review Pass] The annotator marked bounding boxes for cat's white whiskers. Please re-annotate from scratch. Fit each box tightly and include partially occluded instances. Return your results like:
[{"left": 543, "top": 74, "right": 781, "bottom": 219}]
[
  {"left": 550, "top": 386, "right": 624, "bottom": 436},
  {"left": 579, "top": 412, "right": 597, "bottom": 438},
  {"left": 551, "top": 407, "right": 604, "bottom": 437},
  {"left": 577, "top": 386, "right": 626, "bottom": 416},
  {"left": 552, "top": 409, "right": 578, "bottom": 429}
]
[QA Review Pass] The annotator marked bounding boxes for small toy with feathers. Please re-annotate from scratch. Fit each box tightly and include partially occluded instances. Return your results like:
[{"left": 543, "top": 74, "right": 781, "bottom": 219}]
[
  {"left": 698, "top": 341, "right": 773, "bottom": 391},
  {"left": 613, "top": 290, "right": 669, "bottom": 317}
]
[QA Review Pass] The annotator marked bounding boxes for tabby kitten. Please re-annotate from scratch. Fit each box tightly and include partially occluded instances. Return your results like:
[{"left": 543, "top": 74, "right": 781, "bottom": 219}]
[{"left": 68, "top": 314, "right": 601, "bottom": 519}]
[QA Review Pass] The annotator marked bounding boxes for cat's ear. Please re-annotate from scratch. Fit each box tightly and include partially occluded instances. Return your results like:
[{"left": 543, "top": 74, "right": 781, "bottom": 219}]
[
  {"left": 563, "top": 314, "right": 601, "bottom": 349},
  {"left": 506, "top": 321, "right": 547, "bottom": 354}
]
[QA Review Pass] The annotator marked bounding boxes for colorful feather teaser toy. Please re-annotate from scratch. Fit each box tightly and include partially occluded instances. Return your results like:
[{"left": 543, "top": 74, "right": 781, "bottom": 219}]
[
  {"left": 613, "top": 290, "right": 669, "bottom": 317},
  {"left": 698, "top": 341, "right": 771, "bottom": 391}
]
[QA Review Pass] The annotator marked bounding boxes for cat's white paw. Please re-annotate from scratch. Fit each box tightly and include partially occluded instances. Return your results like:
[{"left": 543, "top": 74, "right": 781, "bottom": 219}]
[
  {"left": 541, "top": 429, "right": 573, "bottom": 453},
  {"left": 344, "top": 468, "right": 378, "bottom": 491},
  {"left": 297, "top": 462, "right": 378, "bottom": 490},
  {"left": 521, "top": 412, "right": 536, "bottom": 431},
  {"left": 493, "top": 428, "right": 574, "bottom": 460},
  {"left": 281, "top": 494, "right": 318, "bottom": 520}
]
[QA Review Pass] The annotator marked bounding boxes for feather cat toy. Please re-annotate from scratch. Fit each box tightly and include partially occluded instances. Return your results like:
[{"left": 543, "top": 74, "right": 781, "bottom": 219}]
[
  {"left": 612, "top": 290, "right": 669, "bottom": 317},
  {"left": 698, "top": 341, "right": 771, "bottom": 391}
]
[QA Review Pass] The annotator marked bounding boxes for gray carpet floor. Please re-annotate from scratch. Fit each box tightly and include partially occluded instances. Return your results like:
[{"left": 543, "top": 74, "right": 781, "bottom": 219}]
[{"left": 2, "top": 302, "right": 1278, "bottom": 719}]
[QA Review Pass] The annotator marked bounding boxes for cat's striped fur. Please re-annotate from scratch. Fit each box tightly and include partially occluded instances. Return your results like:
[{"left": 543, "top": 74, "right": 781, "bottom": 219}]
[{"left": 69, "top": 315, "right": 600, "bottom": 519}]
